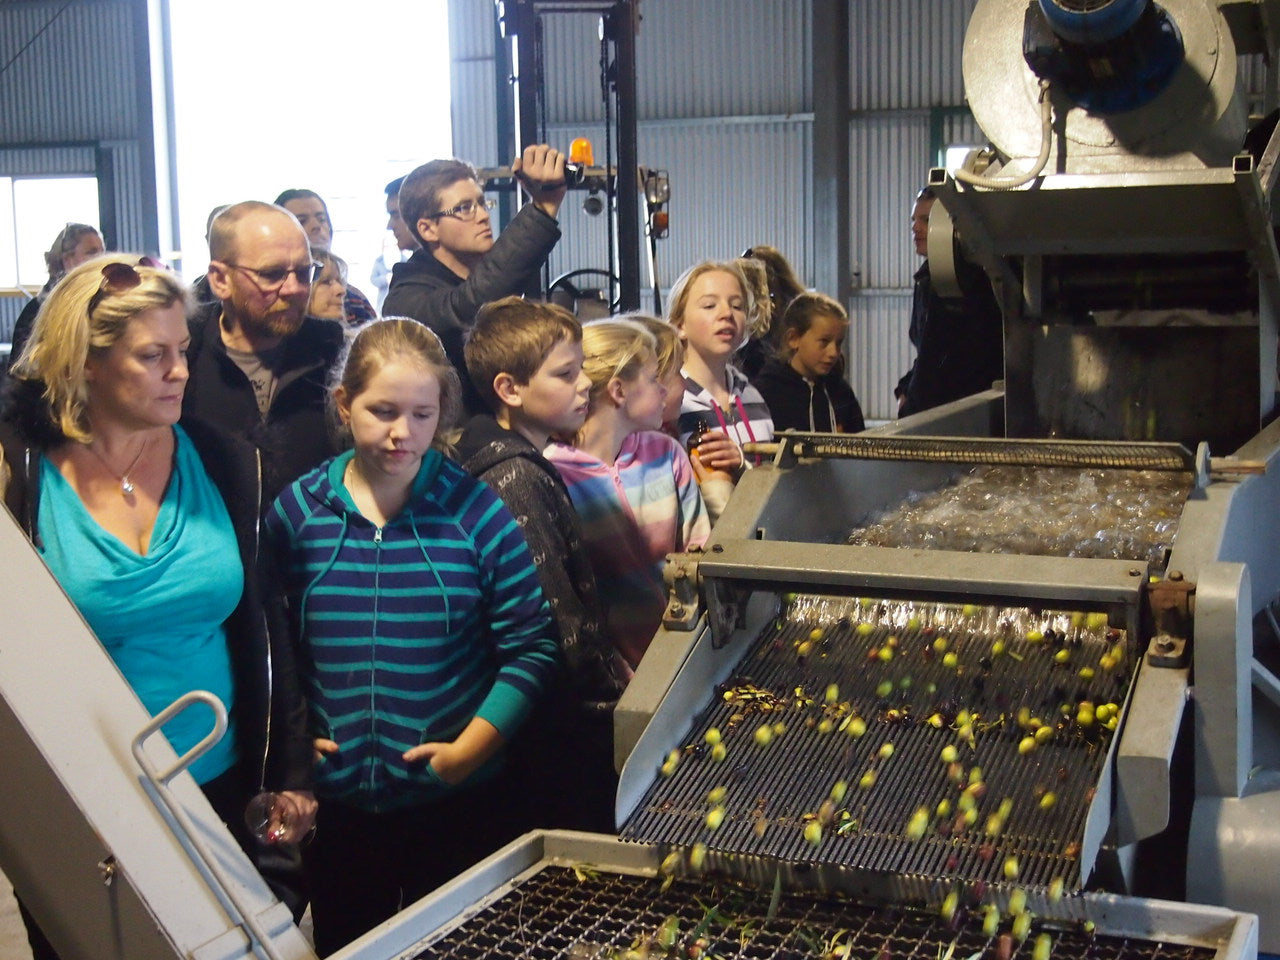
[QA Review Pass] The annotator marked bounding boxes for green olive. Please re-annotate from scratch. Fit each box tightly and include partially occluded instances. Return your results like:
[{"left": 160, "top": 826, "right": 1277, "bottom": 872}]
[{"left": 689, "top": 842, "right": 708, "bottom": 871}]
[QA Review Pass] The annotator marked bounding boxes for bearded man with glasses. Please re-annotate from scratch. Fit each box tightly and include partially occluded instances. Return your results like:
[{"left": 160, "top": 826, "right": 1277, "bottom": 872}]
[
  {"left": 385, "top": 143, "right": 569, "bottom": 413},
  {"left": 183, "top": 200, "right": 345, "bottom": 503}
]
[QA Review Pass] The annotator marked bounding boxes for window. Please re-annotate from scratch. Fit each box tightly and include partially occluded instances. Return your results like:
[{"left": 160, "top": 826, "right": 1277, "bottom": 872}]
[
  {"left": 166, "top": 0, "right": 453, "bottom": 303},
  {"left": 0, "top": 176, "right": 101, "bottom": 290}
]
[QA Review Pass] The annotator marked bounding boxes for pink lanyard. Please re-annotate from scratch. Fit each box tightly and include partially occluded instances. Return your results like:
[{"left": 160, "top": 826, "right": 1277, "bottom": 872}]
[{"left": 711, "top": 396, "right": 759, "bottom": 464}]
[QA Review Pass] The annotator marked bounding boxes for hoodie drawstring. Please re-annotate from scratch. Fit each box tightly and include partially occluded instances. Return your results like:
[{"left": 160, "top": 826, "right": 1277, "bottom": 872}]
[{"left": 409, "top": 512, "right": 451, "bottom": 632}]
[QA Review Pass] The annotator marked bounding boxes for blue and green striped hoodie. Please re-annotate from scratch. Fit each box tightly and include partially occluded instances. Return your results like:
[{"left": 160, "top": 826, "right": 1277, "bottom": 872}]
[{"left": 264, "top": 447, "right": 559, "bottom": 812}]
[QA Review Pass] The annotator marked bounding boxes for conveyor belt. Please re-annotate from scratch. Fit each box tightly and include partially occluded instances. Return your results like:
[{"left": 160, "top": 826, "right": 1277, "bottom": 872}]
[
  {"left": 620, "top": 596, "right": 1134, "bottom": 892},
  {"left": 411, "top": 864, "right": 1215, "bottom": 960}
]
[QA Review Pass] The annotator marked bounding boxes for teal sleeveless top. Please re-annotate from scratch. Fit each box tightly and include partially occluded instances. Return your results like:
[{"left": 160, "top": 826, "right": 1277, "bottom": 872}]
[{"left": 38, "top": 425, "right": 242, "bottom": 784}]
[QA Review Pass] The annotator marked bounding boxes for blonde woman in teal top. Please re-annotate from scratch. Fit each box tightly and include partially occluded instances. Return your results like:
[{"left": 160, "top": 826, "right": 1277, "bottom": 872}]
[{"left": 2, "top": 255, "right": 316, "bottom": 960}]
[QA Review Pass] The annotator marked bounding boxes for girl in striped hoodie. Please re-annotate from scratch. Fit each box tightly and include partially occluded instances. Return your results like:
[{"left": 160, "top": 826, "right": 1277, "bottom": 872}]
[
  {"left": 546, "top": 319, "right": 710, "bottom": 676},
  {"left": 265, "top": 319, "right": 557, "bottom": 956}
]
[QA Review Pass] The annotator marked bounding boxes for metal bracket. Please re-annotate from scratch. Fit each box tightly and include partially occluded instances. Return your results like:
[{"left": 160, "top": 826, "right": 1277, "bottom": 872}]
[
  {"left": 661, "top": 553, "right": 702, "bottom": 631},
  {"left": 704, "top": 577, "right": 747, "bottom": 649},
  {"left": 1146, "top": 571, "right": 1195, "bottom": 667}
]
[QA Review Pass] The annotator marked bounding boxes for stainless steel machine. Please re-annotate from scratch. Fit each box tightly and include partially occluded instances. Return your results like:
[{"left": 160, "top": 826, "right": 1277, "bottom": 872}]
[{"left": 606, "top": 0, "right": 1280, "bottom": 952}]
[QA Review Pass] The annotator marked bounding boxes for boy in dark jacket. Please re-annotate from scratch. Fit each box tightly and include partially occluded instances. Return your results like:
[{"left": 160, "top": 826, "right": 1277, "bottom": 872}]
[
  {"left": 755, "top": 291, "right": 866, "bottom": 433},
  {"left": 456, "top": 296, "right": 627, "bottom": 832}
]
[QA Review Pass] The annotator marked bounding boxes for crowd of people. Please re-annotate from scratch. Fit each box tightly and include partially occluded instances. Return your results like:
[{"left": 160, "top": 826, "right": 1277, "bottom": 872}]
[{"left": 4, "top": 144, "right": 1002, "bottom": 956}]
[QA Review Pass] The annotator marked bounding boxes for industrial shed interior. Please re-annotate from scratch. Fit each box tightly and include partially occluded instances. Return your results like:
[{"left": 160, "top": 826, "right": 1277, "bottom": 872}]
[{"left": 4, "top": 1, "right": 1280, "bottom": 959}]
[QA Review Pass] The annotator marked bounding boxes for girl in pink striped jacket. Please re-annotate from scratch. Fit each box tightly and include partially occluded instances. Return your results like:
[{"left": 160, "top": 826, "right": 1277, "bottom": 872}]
[{"left": 545, "top": 319, "right": 710, "bottom": 675}]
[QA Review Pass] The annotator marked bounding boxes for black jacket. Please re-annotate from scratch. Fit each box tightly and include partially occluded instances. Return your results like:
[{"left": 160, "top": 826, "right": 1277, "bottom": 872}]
[
  {"left": 898, "top": 260, "right": 1004, "bottom": 417},
  {"left": 0, "top": 405, "right": 313, "bottom": 794},
  {"left": 754, "top": 356, "right": 866, "bottom": 433},
  {"left": 383, "top": 204, "right": 561, "bottom": 414},
  {"left": 182, "top": 302, "right": 345, "bottom": 502},
  {"left": 455, "top": 414, "right": 620, "bottom": 834},
  {"left": 456, "top": 414, "right": 624, "bottom": 707}
]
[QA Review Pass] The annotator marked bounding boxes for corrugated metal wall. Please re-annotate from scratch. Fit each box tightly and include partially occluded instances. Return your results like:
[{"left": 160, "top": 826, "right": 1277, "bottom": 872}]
[
  {"left": 449, "top": 0, "right": 813, "bottom": 295},
  {"left": 0, "top": 0, "right": 157, "bottom": 254}
]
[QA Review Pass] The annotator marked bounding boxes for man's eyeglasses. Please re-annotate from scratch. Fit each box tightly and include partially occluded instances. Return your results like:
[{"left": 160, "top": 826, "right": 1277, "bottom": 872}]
[
  {"left": 428, "top": 198, "right": 496, "bottom": 222},
  {"left": 222, "top": 261, "right": 322, "bottom": 290}
]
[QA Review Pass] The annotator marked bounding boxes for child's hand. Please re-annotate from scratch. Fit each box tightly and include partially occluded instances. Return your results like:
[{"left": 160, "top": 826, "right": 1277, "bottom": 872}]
[
  {"left": 692, "top": 429, "right": 743, "bottom": 474},
  {"left": 313, "top": 738, "right": 339, "bottom": 763},
  {"left": 403, "top": 740, "right": 483, "bottom": 786}
]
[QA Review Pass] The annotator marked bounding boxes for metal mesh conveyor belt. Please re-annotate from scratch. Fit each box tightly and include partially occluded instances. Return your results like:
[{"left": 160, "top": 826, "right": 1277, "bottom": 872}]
[
  {"left": 773, "top": 434, "right": 1194, "bottom": 471},
  {"left": 620, "top": 597, "right": 1134, "bottom": 893},
  {"left": 410, "top": 865, "right": 1216, "bottom": 960}
]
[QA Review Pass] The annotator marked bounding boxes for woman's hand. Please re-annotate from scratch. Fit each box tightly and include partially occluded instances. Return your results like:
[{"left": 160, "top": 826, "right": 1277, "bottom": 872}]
[
  {"left": 313, "top": 738, "right": 339, "bottom": 763},
  {"left": 692, "top": 429, "right": 743, "bottom": 474}
]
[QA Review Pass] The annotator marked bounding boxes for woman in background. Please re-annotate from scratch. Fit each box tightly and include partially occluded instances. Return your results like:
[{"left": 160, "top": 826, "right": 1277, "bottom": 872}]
[
  {"left": 307, "top": 247, "right": 350, "bottom": 323},
  {"left": 736, "top": 244, "right": 806, "bottom": 379},
  {"left": 8, "top": 223, "right": 104, "bottom": 370}
]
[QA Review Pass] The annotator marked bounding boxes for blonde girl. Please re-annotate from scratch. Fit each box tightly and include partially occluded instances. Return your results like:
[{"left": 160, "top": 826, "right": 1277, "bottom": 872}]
[
  {"left": 546, "top": 319, "right": 709, "bottom": 672},
  {"left": 668, "top": 260, "right": 774, "bottom": 475}
]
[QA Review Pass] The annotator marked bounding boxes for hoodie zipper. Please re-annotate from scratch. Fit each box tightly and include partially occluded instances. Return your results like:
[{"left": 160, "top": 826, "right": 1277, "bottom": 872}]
[{"left": 368, "top": 523, "right": 383, "bottom": 793}]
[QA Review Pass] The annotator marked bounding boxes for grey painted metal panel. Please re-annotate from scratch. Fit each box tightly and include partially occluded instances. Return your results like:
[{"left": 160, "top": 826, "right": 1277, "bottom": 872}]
[
  {"left": 450, "top": 0, "right": 498, "bottom": 164},
  {"left": 542, "top": 117, "right": 811, "bottom": 312},
  {"left": 0, "top": 1, "right": 138, "bottom": 142},
  {"left": 847, "top": 291, "right": 914, "bottom": 423},
  {"left": 941, "top": 109, "right": 983, "bottom": 152},
  {"left": 850, "top": 0, "right": 976, "bottom": 111},
  {"left": 532, "top": 0, "right": 810, "bottom": 123},
  {"left": 449, "top": 0, "right": 496, "bottom": 60},
  {"left": 849, "top": 112, "right": 930, "bottom": 292},
  {"left": 0, "top": 146, "right": 96, "bottom": 176},
  {"left": 0, "top": 297, "right": 25, "bottom": 342},
  {"left": 452, "top": 59, "right": 500, "bottom": 166},
  {"left": 106, "top": 141, "right": 148, "bottom": 253}
]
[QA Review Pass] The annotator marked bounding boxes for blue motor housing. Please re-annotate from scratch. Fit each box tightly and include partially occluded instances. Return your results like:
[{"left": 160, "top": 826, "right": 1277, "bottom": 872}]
[
  {"left": 1037, "top": 0, "right": 1146, "bottom": 44},
  {"left": 1023, "top": 0, "right": 1185, "bottom": 114}
]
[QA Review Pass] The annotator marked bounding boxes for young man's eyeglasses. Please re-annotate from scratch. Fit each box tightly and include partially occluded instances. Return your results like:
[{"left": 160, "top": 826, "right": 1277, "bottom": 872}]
[
  {"left": 429, "top": 198, "right": 496, "bottom": 222},
  {"left": 221, "top": 261, "right": 322, "bottom": 291}
]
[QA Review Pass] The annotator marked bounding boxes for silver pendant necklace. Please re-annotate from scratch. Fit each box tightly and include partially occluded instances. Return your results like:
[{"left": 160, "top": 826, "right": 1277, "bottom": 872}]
[{"left": 86, "top": 437, "right": 149, "bottom": 496}]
